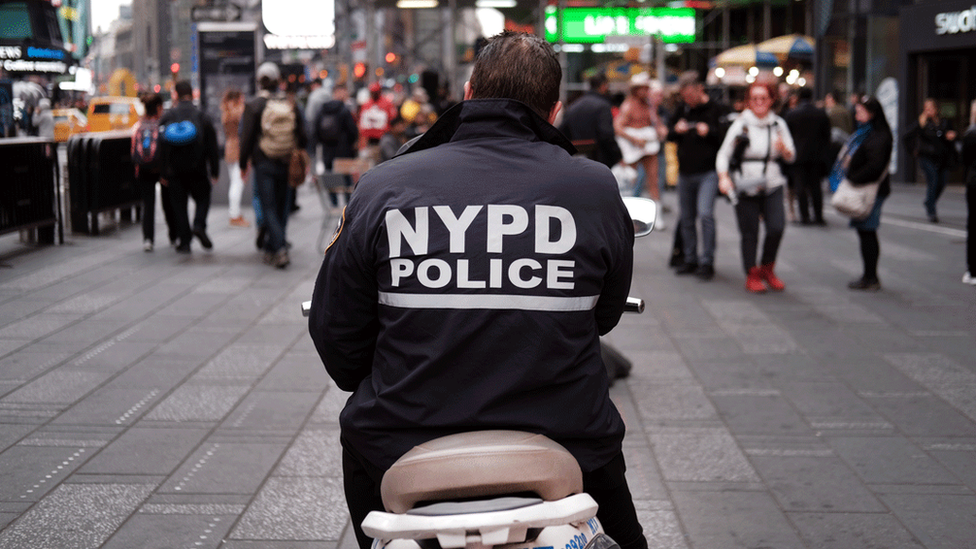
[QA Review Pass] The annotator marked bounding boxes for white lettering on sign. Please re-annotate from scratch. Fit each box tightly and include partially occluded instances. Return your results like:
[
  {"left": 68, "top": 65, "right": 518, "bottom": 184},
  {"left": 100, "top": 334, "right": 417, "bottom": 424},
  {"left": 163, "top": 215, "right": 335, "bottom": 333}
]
[
  {"left": 936, "top": 6, "right": 976, "bottom": 35},
  {"left": 0, "top": 46, "right": 22, "bottom": 59},
  {"left": 384, "top": 204, "right": 580, "bottom": 293}
]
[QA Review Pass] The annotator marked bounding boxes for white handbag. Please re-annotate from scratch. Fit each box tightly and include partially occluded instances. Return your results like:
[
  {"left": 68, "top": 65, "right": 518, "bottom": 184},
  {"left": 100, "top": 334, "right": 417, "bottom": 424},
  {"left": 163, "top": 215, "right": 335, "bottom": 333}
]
[{"left": 831, "top": 168, "right": 886, "bottom": 220}]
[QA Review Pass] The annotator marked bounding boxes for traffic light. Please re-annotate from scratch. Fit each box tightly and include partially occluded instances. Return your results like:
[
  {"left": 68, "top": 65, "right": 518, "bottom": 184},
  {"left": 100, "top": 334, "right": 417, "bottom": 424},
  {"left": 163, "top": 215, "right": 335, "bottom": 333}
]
[
  {"left": 385, "top": 52, "right": 397, "bottom": 64},
  {"left": 353, "top": 62, "right": 367, "bottom": 79},
  {"left": 170, "top": 63, "right": 180, "bottom": 80}
]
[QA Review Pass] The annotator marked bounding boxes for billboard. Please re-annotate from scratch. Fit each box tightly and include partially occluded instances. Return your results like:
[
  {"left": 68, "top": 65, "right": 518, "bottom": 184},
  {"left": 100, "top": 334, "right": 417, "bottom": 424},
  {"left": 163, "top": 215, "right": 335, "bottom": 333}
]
[
  {"left": 197, "top": 23, "right": 257, "bottom": 146},
  {"left": 544, "top": 7, "right": 696, "bottom": 45}
]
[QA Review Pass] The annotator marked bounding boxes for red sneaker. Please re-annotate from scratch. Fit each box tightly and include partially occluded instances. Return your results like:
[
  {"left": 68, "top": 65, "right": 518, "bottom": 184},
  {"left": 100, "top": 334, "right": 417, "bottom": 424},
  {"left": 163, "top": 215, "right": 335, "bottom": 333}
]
[
  {"left": 746, "top": 267, "right": 767, "bottom": 293},
  {"left": 759, "top": 263, "right": 785, "bottom": 291}
]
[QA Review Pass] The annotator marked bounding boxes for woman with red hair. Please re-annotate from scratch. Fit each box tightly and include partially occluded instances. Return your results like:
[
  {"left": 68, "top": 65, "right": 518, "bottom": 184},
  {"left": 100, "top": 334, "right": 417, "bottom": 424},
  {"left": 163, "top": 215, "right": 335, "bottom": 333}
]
[{"left": 716, "top": 82, "right": 796, "bottom": 293}]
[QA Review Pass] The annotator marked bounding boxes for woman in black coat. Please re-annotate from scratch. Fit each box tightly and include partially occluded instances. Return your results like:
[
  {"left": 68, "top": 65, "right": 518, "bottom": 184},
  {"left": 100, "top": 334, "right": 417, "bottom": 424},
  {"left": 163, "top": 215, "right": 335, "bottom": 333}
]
[{"left": 832, "top": 96, "right": 893, "bottom": 291}]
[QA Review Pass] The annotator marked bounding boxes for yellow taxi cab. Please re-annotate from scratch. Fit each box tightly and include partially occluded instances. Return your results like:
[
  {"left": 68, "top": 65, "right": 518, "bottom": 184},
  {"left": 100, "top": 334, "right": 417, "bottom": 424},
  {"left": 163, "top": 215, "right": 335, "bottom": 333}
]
[
  {"left": 52, "top": 108, "right": 87, "bottom": 142},
  {"left": 84, "top": 96, "right": 144, "bottom": 132}
]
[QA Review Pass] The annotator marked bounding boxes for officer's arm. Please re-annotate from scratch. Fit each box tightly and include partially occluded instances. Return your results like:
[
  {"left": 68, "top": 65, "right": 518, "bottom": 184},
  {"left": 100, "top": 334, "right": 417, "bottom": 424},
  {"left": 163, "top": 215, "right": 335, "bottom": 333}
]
[
  {"left": 594, "top": 191, "right": 635, "bottom": 335},
  {"left": 308, "top": 200, "right": 378, "bottom": 391}
]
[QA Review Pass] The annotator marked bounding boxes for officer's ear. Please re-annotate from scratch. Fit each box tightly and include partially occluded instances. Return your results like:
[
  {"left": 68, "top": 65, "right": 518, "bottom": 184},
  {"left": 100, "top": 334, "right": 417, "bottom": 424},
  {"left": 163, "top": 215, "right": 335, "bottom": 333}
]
[
  {"left": 547, "top": 101, "right": 562, "bottom": 125},
  {"left": 463, "top": 82, "right": 473, "bottom": 101}
]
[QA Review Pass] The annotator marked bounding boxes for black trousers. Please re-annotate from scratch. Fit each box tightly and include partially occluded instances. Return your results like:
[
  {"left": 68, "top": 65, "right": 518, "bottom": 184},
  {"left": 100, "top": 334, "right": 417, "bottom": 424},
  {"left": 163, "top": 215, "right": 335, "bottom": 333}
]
[
  {"left": 342, "top": 438, "right": 648, "bottom": 549},
  {"left": 167, "top": 172, "right": 211, "bottom": 247},
  {"left": 138, "top": 171, "right": 176, "bottom": 244},
  {"left": 792, "top": 163, "right": 824, "bottom": 223},
  {"left": 733, "top": 186, "right": 786, "bottom": 273}
]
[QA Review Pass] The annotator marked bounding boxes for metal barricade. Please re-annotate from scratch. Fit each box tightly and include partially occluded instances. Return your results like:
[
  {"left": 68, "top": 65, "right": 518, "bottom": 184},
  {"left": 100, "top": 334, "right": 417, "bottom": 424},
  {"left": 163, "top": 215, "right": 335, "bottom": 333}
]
[
  {"left": 66, "top": 130, "right": 140, "bottom": 235},
  {"left": 0, "top": 137, "right": 60, "bottom": 243}
]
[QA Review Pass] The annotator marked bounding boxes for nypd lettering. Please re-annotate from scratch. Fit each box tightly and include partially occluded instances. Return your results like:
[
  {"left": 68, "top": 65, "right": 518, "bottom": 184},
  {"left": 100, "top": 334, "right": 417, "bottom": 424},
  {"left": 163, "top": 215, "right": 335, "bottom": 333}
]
[{"left": 385, "top": 204, "right": 580, "bottom": 293}]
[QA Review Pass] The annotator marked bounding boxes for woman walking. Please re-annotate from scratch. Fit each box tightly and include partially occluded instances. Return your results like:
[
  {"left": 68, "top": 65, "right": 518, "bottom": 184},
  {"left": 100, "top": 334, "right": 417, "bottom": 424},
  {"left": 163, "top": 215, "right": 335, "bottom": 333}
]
[
  {"left": 221, "top": 88, "right": 249, "bottom": 227},
  {"left": 906, "top": 98, "right": 957, "bottom": 223},
  {"left": 716, "top": 82, "right": 795, "bottom": 293},
  {"left": 829, "top": 96, "right": 894, "bottom": 291}
]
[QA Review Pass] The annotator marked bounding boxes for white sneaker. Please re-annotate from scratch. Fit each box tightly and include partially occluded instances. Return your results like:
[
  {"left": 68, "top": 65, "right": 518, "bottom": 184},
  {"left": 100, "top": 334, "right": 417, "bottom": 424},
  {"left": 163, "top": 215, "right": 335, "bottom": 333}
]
[
  {"left": 963, "top": 272, "right": 976, "bottom": 285},
  {"left": 143, "top": 240, "right": 153, "bottom": 252}
]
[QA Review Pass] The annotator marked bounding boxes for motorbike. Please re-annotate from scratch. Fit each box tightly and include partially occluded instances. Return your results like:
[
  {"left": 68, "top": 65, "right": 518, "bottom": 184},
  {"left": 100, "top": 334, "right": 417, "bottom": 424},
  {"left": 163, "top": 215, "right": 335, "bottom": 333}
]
[{"left": 303, "top": 197, "right": 659, "bottom": 549}]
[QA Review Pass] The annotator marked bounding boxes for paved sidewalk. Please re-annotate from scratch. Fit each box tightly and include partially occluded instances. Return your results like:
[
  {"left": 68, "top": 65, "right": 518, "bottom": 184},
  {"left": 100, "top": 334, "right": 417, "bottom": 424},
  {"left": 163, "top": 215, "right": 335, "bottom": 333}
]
[{"left": 1, "top": 181, "right": 974, "bottom": 549}]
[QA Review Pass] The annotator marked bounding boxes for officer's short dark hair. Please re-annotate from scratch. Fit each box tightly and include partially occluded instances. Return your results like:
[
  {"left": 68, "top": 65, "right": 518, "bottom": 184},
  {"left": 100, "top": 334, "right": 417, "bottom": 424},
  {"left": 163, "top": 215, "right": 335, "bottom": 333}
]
[
  {"left": 174, "top": 81, "right": 193, "bottom": 99},
  {"left": 588, "top": 73, "right": 607, "bottom": 91},
  {"left": 468, "top": 31, "right": 561, "bottom": 118}
]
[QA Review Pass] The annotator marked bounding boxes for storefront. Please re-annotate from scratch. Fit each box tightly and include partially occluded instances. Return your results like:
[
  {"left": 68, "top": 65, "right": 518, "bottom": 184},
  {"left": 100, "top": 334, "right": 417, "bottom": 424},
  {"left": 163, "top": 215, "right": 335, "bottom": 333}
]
[{"left": 899, "top": 0, "right": 976, "bottom": 180}]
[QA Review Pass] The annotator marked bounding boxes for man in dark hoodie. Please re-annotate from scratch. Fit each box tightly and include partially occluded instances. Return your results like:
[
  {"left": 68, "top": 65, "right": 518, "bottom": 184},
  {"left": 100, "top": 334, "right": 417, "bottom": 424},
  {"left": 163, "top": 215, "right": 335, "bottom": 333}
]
[
  {"left": 668, "top": 70, "right": 729, "bottom": 280},
  {"left": 558, "top": 72, "right": 622, "bottom": 168},
  {"left": 158, "top": 80, "right": 220, "bottom": 254},
  {"left": 309, "top": 31, "right": 645, "bottom": 549}
]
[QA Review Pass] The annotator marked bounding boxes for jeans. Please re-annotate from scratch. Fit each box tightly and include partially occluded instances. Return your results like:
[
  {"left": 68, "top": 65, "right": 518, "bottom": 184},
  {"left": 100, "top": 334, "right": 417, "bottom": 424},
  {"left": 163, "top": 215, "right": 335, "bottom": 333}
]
[
  {"left": 734, "top": 187, "right": 786, "bottom": 272},
  {"left": 920, "top": 156, "right": 946, "bottom": 217},
  {"left": 678, "top": 171, "right": 719, "bottom": 266},
  {"left": 254, "top": 159, "right": 290, "bottom": 254}
]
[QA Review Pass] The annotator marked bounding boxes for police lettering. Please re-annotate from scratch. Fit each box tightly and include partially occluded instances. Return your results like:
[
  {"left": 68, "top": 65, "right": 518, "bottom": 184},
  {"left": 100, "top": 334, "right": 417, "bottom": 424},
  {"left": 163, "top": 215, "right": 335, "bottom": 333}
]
[{"left": 386, "top": 205, "right": 578, "bottom": 290}]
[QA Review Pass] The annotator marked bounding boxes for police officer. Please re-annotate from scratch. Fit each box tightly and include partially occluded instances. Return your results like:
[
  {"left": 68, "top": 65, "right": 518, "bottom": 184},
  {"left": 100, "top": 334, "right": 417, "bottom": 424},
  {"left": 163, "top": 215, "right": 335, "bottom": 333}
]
[{"left": 308, "top": 31, "right": 645, "bottom": 549}]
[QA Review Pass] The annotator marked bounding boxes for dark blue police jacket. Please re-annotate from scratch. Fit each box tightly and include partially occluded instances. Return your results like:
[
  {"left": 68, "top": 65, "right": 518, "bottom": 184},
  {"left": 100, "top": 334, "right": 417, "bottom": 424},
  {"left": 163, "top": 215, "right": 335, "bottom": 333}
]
[{"left": 309, "top": 98, "right": 634, "bottom": 472}]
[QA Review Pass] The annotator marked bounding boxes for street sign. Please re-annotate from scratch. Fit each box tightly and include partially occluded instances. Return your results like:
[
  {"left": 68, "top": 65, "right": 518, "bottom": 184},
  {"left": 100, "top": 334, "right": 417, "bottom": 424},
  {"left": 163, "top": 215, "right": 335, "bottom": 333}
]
[{"left": 191, "top": 3, "right": 242, "bottom": 22}]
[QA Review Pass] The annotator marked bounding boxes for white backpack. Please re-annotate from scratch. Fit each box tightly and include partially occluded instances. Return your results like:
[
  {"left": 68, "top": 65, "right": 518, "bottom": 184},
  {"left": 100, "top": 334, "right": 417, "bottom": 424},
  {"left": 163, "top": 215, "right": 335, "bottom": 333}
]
[{"left": 259, "top": 94, "right": 297, "bottom": 160}]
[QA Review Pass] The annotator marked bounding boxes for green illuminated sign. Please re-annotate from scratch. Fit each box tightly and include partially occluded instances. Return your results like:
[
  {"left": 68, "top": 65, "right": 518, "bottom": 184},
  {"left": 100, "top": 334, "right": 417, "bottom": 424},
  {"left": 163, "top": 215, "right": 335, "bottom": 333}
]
[{"left": 545, "top": 7, "right": 696, "bottom": 44}]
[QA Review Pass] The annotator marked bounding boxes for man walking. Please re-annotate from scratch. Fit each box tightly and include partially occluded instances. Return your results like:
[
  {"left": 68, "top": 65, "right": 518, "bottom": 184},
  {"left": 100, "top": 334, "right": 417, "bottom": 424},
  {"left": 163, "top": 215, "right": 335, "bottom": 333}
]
[
  {"left": 667, "top": 71, "right": 728, "bottom": 280},
  {"left": 158, "top": 80, "right": 220, "bottom": 253},
  {"left": 239, "top": 62, "right": 307, "bottom": 268},
  {"left": 558, "top": 73, "right": 621, "bottom": 168},
  {"left": 785, "top": 86, "right": 832, "bottom": 225},
  {"left": 309, "top": 31, "right": 646, "bottom": 549}
]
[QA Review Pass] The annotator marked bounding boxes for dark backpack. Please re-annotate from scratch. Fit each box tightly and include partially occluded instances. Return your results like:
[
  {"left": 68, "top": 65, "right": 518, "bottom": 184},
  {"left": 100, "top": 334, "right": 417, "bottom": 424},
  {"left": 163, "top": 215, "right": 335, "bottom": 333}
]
[
  {"left": 160, "top": 109, "right": 205, "bottom": 174},
  {"left": 317, "top": 102, "right": 343, "bottom": 146},
  {"left": 131, "top": 118, "right": 161, "bottom": 172}
]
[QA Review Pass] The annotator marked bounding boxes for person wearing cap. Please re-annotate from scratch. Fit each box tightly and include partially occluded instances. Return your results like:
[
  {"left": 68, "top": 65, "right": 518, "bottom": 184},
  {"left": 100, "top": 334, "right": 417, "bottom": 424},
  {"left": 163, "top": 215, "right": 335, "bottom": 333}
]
[
  {"left": 238, "top": 61, "right": 308, "bottom": 268},
  {"left": 358, "top": 82, "right": 397, "bottom": 151},
  {"left": 614, "top": 72, "right": 666, "bottom": 205}
]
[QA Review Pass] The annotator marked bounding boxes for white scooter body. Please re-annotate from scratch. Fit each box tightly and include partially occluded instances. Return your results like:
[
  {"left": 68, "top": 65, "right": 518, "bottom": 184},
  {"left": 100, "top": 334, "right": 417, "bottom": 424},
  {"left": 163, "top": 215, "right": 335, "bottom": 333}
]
[{"left": 360, "top": 430, "right": 617, "bottom": 549}]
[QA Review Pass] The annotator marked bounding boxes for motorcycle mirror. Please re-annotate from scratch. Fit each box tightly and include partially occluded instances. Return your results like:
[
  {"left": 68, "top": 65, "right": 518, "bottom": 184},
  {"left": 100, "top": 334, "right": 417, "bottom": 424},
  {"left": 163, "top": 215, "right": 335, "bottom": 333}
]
[{"left": 622, "top": 197, "right": 658, "bottom": 238}]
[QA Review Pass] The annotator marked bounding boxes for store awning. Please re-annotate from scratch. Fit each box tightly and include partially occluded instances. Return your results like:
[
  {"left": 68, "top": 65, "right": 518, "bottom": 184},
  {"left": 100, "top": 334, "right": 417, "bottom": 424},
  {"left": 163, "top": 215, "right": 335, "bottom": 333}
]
[
  {"left": 757, "top": 34, "right": 814, "bottom": 63},
  {"left": 711, "top": 43, "right": 779, "bottom": 69}
]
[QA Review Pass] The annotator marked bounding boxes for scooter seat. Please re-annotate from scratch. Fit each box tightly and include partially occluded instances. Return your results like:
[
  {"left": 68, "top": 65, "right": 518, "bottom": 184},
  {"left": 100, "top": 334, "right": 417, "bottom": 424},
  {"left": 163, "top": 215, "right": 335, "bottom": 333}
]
[{"left": 380, "top": 430, "right": 583, "bottom": 514}]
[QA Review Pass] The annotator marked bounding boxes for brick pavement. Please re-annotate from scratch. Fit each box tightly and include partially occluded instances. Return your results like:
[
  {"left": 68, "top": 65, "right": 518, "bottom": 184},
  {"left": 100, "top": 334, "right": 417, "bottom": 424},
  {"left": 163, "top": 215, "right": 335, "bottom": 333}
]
[{"left": 1, "top": 180, "right": 974, "bottom": 549}]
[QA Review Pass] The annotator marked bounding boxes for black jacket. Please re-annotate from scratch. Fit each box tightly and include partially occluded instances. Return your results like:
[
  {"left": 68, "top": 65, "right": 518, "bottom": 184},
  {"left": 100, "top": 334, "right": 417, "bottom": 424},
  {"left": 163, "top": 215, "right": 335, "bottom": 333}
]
[
  {"left": 784, "top": 100, "right": 832, "bottom": 171},
  {"left": 904, "top": 118, "right": 954, "bottom": 167},
  {"left": 667, "top": 99, "right": 729, "bottom": 175},
  {"left": 558, "top": 91, "right": 622, "bottom": 168},
  {"left": 308, "top": 99, "right": 633, "bottom": 472},
  {"left": 158, "top": 100, "right": 220, "bottom": 180},
  {"left": 848, "top": 126, "right": 893, "bottom": 199}
]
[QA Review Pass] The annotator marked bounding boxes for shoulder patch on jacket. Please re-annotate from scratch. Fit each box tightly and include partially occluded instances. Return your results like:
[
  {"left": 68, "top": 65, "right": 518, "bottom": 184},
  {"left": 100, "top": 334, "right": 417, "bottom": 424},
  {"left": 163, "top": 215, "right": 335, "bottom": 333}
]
[{"left": 325, "top": 207, "right": 346, "bottom": 254}]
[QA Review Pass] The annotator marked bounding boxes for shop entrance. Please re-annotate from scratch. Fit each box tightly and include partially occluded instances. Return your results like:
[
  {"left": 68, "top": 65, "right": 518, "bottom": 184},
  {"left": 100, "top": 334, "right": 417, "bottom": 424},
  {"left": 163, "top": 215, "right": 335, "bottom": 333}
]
[{"left": 907, "top": 49, "right": 976, "bottom": 182}]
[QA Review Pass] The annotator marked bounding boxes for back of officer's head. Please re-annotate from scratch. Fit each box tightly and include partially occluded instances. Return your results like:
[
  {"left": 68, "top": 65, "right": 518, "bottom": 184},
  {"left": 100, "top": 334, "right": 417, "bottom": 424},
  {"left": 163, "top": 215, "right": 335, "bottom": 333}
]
[{"left": 468, "top": 31, "right": 560, "bottom": 119}]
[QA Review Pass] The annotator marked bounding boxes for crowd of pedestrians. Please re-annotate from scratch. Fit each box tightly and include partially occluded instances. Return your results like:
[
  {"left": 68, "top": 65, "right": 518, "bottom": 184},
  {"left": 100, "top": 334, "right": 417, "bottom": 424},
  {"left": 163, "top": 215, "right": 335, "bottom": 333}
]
[
  {"left": 127, "top": 63, "right": 457, "bottom": 269},
  {"left": 558, "top": 68, "right": 975, "bottom": 292},
  {"left": 121, "top": 55, "right": 972, "bottom": 287}
]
